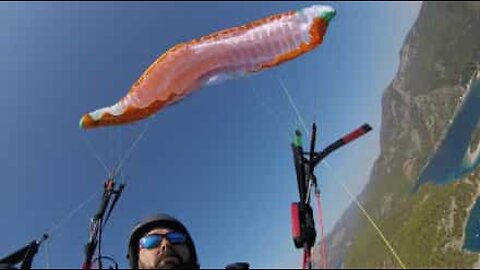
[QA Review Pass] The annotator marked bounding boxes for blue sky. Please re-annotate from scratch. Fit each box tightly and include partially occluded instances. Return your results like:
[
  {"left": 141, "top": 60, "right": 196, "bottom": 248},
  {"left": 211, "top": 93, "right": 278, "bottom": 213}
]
[{"left": 0, "top": 2, "right": 420, "bottom": 268}]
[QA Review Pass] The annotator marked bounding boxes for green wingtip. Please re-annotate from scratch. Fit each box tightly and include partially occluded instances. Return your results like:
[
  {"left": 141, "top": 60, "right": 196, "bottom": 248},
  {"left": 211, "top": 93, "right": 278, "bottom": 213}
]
[{"left": 322, "top": 9, "right": 336, "bottom": 23}]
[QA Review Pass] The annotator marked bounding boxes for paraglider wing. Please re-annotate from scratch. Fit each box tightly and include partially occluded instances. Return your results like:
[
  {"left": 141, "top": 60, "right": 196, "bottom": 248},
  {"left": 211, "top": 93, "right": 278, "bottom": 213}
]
[{"left": 80, "top": 5, "right": 336, "bottom": 129}]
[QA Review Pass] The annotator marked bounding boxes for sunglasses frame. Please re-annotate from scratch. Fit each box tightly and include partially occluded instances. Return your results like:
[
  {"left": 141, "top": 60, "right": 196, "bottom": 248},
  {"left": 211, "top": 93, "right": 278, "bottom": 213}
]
[{"left": 139, "top": 232, "right": 187, "bottom": 249}]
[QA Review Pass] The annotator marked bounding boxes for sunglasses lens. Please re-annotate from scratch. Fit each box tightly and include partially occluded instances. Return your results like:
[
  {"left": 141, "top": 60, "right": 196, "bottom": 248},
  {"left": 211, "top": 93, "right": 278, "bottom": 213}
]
[
  {"left": 167, "top": 232, "right": 187, "bottom": 244},
  {"left": 139, "top": 232, "right": 187, "bottom": 249},
  {"left": 139, "top": 234, "right": 162, "bottom": 249}
]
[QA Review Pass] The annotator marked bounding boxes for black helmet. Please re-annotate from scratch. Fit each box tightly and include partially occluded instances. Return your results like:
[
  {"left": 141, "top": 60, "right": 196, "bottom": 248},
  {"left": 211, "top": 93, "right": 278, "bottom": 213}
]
[{"left": 127, "top": 213, "right": 199, "bottom": 269}]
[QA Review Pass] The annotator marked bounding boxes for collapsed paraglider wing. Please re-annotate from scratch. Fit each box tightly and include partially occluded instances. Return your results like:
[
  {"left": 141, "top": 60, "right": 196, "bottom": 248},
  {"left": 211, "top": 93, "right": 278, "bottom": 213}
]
[{"left": 79, "top": 5, "right": 336, "bottom": 129}]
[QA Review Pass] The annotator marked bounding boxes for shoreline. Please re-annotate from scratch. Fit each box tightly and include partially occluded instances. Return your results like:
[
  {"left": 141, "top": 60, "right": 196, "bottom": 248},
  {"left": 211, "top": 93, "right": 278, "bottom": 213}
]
[
  {"left": 416, "top": 71, "right": 480, "bottom": 188},
  {"left": 464, "top": 73, "right": 480, "bottom": 169},
  {"left": 462, "top": 190, "right": 480, "bottom": 253},
  {"left": 461, "top": 170, "right": 480, "bottom": 269}
]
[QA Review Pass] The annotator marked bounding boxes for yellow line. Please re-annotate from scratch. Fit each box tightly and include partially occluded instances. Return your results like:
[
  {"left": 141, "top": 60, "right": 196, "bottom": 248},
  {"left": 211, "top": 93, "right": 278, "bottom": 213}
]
[{"left": 323, "top": 161, "right": 407, "bottom": 269}]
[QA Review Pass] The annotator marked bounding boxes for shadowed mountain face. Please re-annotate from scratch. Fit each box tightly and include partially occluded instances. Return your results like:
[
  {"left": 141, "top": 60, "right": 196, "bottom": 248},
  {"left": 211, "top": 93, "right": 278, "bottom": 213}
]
[{"left": 317, "top": 2, "right": 480, "bottom": 268}]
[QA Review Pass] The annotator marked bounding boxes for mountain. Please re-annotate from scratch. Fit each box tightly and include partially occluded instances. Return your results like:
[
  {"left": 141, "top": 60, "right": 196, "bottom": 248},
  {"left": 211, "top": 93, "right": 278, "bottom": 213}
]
[{"left": 316, "top": 2, "right": 480, "bottom": 268}]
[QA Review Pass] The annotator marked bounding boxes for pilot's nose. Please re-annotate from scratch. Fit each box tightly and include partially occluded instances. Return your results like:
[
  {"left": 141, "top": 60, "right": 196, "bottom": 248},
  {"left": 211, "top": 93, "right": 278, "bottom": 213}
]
[{"left": 160, "top": 238, "right": 171, "bottom": 253}]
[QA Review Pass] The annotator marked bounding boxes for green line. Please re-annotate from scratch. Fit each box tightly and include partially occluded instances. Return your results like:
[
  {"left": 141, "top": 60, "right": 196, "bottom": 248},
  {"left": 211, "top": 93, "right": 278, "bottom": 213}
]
[{"left": 276, "top": 75, "right": 309, "bottom": 136}]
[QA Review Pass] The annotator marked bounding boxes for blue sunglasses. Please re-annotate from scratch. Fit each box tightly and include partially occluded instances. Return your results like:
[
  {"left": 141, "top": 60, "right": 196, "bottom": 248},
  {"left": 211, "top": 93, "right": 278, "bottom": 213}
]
[{"left": 139, "top": 232, "right": 187, "bottom": 249}]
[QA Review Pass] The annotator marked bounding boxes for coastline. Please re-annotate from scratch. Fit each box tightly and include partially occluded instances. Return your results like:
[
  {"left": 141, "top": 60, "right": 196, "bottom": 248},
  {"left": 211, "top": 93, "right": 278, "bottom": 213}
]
[{"left": 415, "top": 71, "right": 480, "bottom": 189}]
